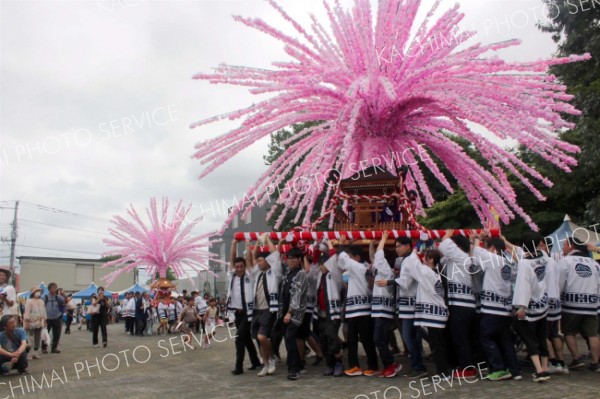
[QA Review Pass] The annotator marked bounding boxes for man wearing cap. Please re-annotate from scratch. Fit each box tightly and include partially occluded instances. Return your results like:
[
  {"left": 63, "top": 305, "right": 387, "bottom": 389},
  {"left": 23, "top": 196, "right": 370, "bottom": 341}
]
[{"left": 0, "top": 268, "right": 16, "bottom": 330}]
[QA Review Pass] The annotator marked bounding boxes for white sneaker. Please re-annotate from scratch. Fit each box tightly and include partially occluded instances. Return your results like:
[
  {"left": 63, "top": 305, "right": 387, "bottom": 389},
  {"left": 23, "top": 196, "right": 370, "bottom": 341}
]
[
  {"left": 548, "top": 364, "right": 569, "bottom": 374},
  {"left": 257, "top": 366, "right": 269, "bottom": 377},
  {"left": 547, "top": 364, "right": 561, "bottom": 374},
  {"left": 32, "top": 351, "right": 41, "bottom": 359},
  {"left": 559, "top": 364, "right": 569, "bottom": 374},
  {"left": 93, "top": 344, "right": 99, "bottom": 348},
  {"left": 267, "top": 357, "right": 276, "bottom": 375}
]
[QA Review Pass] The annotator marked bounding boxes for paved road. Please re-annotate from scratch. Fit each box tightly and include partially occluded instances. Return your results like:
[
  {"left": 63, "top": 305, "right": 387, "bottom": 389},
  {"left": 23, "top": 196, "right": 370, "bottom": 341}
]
[{"left": 1, "top": 324, "right": 597, "bottom": 399}]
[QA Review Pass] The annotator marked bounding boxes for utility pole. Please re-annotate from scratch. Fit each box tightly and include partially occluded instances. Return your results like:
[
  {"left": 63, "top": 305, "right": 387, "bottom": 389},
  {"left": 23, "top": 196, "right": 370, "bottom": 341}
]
[{"left": 8, "top": 201, "right": 19, "bottom": 286}]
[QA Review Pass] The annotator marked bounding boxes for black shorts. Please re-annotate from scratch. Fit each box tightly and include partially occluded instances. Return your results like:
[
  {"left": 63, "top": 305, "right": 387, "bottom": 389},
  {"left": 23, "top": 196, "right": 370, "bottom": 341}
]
[
  {"left": 251, "top": 309, "right": 276, "bottom": 339},
  {"left": 296, "top": 313, "right": 311, "bottom": 340},
  {"left": 562, "top": 313, "right": 598, "bottom": 338},
  {"left": 514, "top": 318, "right": 548, "bottom": 357},
  {"left": 547, "top": 319, "right": 560, "bottom": 339}
]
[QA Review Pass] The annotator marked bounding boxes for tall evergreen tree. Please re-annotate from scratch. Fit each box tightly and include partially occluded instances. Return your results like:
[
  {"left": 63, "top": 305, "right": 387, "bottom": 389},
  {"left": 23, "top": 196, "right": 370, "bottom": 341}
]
[
  {"left": 536, "top": 0, "right": 600, "bottom": 225},
  {"left": 423, "top": 2, "right": 600, "bottom": 240}
]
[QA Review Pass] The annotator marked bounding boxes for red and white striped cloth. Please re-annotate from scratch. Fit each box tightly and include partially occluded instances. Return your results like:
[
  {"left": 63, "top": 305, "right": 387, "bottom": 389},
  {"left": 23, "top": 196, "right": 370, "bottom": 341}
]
[{"left": 234, "top": 229, "right": 500, "bottom": 242}]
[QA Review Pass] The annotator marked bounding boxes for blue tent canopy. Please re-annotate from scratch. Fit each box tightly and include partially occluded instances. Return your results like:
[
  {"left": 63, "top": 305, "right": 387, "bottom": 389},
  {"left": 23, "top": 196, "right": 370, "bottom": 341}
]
[
  {"left": 117, "top": 283, "right": 150, "bottom": 299},
  {"left": 72, "top": 283, "right": 113, "bottom": 299},
  {"left": 18, "top": 282, "right": 49, "bottom": 299},
  {"left": 546, "top": 215, "right": 600, "bottom": 255}
]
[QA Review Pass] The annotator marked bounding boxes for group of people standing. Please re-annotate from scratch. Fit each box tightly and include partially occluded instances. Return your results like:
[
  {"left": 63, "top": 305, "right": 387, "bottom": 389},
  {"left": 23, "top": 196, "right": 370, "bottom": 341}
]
[
  {"left": 119, "top": 290, "right": 222, "bottom": 346},
  {"left": 121, "top": 291, "right": 153, "bottom": 336},
  {"left": 225, "top": 230, "right": 600, "bottom": 383},
  {"left": 0, "top": 273, "right": 71, "bottom": 376}
]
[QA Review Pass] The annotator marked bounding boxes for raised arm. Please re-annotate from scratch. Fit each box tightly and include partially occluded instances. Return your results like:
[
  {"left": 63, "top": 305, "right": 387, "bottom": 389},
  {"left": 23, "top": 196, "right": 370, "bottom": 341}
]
[
  {"left": 265, "top": 235, "right": 276, "bottom": 253},
  {"left": 369, "top": 240, "right": 376, "bottom": 264},
  {"left": 469, "top": 232, "right": 488, "bottom": 273},
  {"left": 326, "top": 238, "right": 334, "bottom": 252},
  {"left": 321, "top": 239, "right": 341, "bottom": 278},
  {"left": 229, "top": 239, "right": 238, "bottom": 272},
  {"left": 442, "top": 229, "right": 454, "bottom": 242},
  {"left": 303, "top": 254, "right": 311, "bottom": 272},
  {"left": 373, "top": 231, "right": 393, "bottom": 281},
  {"left": 377, "top": 231, "right": 389, "bottom": 252},
  {"left": 468, "top": 232, "right": 479, "bottom": 258},
  {"left": 245, "top": 240, "right": 253, "bottom": 271},
  {"left": 501, "top": 235, "right": 520, "bottom": 263},
  {"left": 278, "top": 239, "right": 286, "bottom": 252},
  {"left": 439, "top": 229, "right": 469, "bottom": 265}
]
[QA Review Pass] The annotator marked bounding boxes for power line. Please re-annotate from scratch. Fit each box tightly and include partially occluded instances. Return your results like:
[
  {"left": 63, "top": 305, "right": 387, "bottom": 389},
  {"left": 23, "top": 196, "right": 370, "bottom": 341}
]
[
  {"left": 15, "top": 244, "right": 101, "bottom": 256},
  {"left": 19, "top": 219, "right": 109, "bottom": 235},
  {"left": 12, "top": 255, "right": 103, "bottom": 263},
  {"left": 19, "top": 201, "right": 112, "bottom": 223}
]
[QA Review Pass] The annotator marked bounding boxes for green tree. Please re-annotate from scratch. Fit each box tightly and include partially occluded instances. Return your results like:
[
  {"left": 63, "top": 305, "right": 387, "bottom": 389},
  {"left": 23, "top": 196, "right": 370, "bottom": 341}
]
[
  {"left": 147, "top": 268, "right": 176, "bottom": 284},
  {"left": 415, "top": 134, "right": 496, "bottom": 230},
  {"left": 425, "top": 2, "right": 600, "bottom": 239},
  {"left": 419, "top": 190, "right": 479, "bottom": 229},
  {"left": 99, "top": 255, "right": 121, "bottom": 262},
  {"left": 534, "top": 0, "right": 600, "bottom": 226}
]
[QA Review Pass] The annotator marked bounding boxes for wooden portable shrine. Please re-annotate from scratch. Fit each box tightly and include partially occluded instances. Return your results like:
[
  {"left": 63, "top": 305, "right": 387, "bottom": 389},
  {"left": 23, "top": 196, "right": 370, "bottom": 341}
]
[
  {"left": 233, "top": 165, "right": 499, "bottom": 247},
  {"left": 334, "top": 166, "right": 413, "bottom": 232}
]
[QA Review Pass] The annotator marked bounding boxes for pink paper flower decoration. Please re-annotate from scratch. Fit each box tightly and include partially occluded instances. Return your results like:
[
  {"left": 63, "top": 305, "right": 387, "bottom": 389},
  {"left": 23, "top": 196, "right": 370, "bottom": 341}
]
[
  {"left": 191, "top": 0, "right": 590, "bottom": 232},
  {"left": 102, "top": 198, "right": 218, "bottom": 286}
]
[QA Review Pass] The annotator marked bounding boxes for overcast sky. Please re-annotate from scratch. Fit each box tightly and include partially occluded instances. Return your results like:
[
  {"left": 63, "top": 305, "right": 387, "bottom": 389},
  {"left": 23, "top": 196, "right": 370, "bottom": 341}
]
[{"left": 0, "top": 0, "right": 562, "bottom": 273}]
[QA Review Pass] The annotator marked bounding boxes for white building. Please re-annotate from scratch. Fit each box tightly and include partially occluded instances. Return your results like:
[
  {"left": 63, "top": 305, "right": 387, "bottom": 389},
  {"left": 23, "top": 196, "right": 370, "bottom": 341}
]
[{"left": 18, "top": 256, "right": 134, "bottom": 294}]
